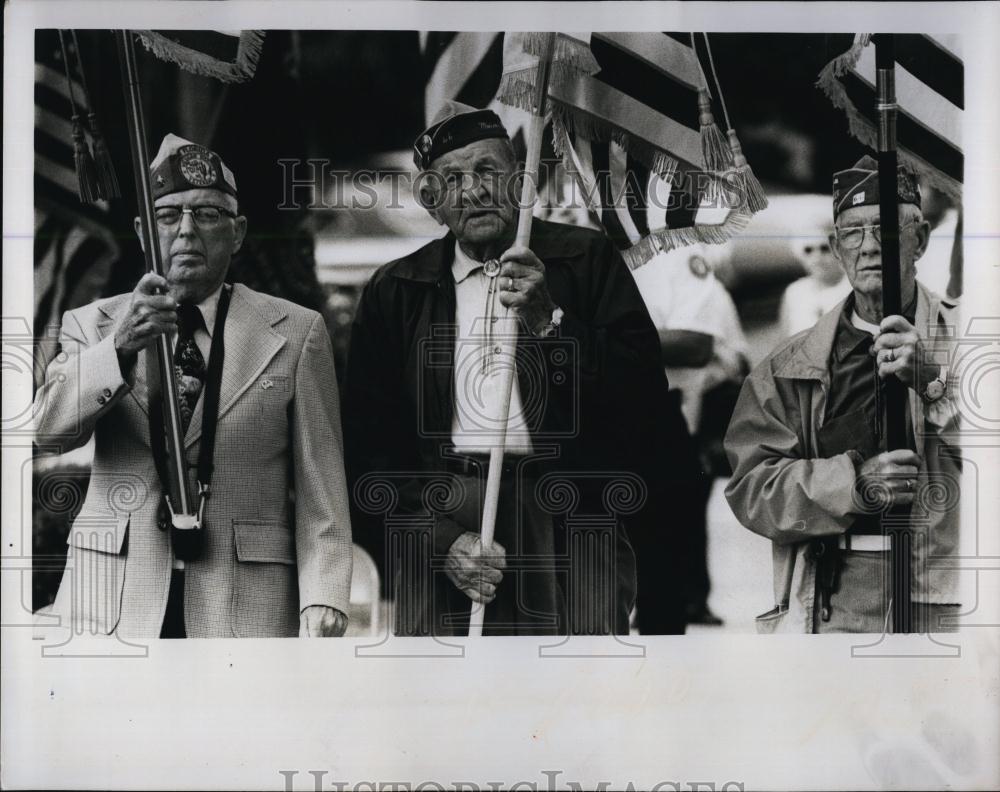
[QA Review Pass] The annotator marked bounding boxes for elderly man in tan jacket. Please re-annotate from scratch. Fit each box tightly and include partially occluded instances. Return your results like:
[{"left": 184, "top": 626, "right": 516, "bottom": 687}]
[
  {"left": 724, "top": 156, "right": 960, "bottom": 634},
  {"left": 35, "top": 135, "right": 352, "bottom": 639}
]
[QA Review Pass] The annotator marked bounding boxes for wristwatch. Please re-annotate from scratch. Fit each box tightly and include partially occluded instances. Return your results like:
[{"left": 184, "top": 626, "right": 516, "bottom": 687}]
[
  {"left": 921, "top": 365, "right": 948, "bottom": 403},
  {"left": 536, "top": 306, "right": 564, "bottom": 337}
]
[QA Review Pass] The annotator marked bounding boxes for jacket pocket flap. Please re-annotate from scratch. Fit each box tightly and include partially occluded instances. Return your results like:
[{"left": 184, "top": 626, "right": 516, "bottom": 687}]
[
  {"left": 234, "top": 520, "right": 295, "bottom": 564},
  {"left": 67, "top": 515, "right": 129, "bottom": 554},
  {"left": 754, "top": 605, "right": 789, "bottom": 635}
]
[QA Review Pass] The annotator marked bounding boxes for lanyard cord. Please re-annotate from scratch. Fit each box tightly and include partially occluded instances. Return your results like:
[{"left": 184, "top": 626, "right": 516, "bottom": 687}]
[{"left": 149, "top": 284, "right": 232, "bottom": 520}]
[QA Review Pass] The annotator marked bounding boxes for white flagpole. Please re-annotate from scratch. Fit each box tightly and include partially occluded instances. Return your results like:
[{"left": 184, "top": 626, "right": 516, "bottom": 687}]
[{"left": 468, "top": 32, "right": 555, "bottom": 637}]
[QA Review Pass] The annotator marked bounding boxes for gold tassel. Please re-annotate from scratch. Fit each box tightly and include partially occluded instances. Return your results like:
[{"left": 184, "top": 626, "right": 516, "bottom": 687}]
[
  {"left": 71, "top": 114, "right": 99, "bottom": 204},
  {"left": 87, "top": 112, "right": 120, "bottom": 199},
  {"left": 726, "top": 129, "right": 768, "bottom": 213},
  {"left": 698, "top": 88, "right": 733, "bottom": 173}
]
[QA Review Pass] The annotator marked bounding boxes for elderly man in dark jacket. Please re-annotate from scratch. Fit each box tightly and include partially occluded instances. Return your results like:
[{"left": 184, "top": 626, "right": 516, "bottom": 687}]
[{"left": 344, "top": 101, "right": 668, "bottom": 636}]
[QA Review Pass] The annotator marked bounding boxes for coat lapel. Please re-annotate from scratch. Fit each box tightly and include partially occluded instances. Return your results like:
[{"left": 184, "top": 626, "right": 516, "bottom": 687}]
[{"left": 184, "top": 284, "right": 287, "bottom": 449}]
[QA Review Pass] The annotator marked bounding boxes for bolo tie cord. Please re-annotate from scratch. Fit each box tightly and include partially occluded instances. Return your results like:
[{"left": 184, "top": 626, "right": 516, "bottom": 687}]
[{"left": 482, "top": 259, "right": 501, "bottom": 374}]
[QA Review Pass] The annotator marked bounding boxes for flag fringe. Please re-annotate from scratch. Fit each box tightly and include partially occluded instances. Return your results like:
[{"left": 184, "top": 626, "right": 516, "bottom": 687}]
[
  {"left": 725, "top": 129, "right": 768, "bottom": 213},
  {"left": 698, "top": 88, "right": 733, "bottom": 172},
  {"left": 136, "top": 30, "right": 264, "bottom": 83},
  {"left": 550, "top": 104, "right": 679, "bottom": 181},
  {"left": 70, "top": 115, "right": 99, "bottom": 204},
  {"left": 518, "top": 32, "right": 601, "bottom": 76},
  {"left": 820, "top": 33, "right": 873, "bottom": 80},
  {"left": 622, "top": 209, "right": 753, "bottom": 271},
  {"left": 816, "top": 52, "right": 963, "bottom": 203},
  {"left": 87, "top": 112, "right": 120, "bottom": 200}
]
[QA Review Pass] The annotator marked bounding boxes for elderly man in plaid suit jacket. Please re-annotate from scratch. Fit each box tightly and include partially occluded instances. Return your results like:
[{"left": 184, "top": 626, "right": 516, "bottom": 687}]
[{"left": 35, "top": 135, "right": 352, "bottom": 639}]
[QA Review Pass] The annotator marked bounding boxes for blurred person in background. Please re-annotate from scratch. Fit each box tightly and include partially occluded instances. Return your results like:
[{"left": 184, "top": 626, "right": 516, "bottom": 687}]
[
  {"left": 778, "top": 224, "right": 851, "bottom": 337},
  {"left": 914, "top": 184, "right": 962, "bottom": 301},
  {"left": 632, "top": 243, "right": 750, "bottom": 627}
]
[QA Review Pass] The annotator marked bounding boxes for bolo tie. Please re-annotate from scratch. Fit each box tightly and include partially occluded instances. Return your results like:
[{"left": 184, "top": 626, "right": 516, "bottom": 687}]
[{"left": 482, "top": 258, "right": 502, "bottom": 374}]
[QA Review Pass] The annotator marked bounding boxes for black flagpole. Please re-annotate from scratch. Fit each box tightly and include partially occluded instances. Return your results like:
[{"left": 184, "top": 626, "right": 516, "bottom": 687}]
[
  {"left": 114, "top": 31, "right": 198, "bottom": 528},
  {"left": 874, "top": 33, "right": 913, "bottom": 634}
]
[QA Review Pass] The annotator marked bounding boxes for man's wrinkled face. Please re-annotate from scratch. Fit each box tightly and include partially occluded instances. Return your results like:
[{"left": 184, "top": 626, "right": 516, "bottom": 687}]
[
  {"left": 420, "top": 138, "right": 519, "bottom": 247},
  {"left": 137, "top": 187, "right": 247, "bottom": 302},
  {"left": 830, "top": 203, "right": 929, "bottom": 299}
]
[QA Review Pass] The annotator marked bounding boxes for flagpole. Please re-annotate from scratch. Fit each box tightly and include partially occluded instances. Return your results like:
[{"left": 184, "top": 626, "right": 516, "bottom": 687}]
[
  {"left": 468, "top": 32, "right": 556, "bottom": 638},
  {"left": 874, "top": 33, "right": 913, "bottom": 634},
  {"left": 115, "top": 30, "right": 197, "bottom": 523}
]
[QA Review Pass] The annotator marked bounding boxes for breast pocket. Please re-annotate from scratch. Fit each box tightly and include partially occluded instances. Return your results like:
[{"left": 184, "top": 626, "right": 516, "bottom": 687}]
[
  {"left": 231, "top": 519, "right": 298, "bottom": 637},
  {"left": 63, "top": 514, "right": 129, "bottom": 635}
]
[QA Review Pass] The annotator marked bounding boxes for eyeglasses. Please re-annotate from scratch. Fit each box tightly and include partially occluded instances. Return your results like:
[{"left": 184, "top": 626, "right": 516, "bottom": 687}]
[
  {"left": 154, "top": 205, "right": 236, "bottom": 229},
  {"left": 835, "top": 220, "right": 915, "bottom": 250}
]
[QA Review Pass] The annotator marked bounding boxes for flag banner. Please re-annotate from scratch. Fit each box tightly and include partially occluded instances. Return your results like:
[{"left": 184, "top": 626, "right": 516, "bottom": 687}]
[
  {"left": 421, "top": 31, "right": 532, "bottom": 159},
  {"left": 34, "top": 31, "right": 121, "bottom": 383},
  {"left": 817, "top": 33, "right": 963, "bottom": 202},
  {"left": 497, "top": 32, "right": 762, "bottom": 269},
  {"left": 136, "top": 30, "right": 264, "bottom": 83}
]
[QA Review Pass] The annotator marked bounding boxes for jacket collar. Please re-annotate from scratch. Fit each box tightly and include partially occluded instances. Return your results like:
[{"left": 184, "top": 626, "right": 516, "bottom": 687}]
[
  {"left": 94, "top": 283, "right": 288, "bottom": 444},
  {"left": 773, "top": 281, "right": 942, "bottom": 382}
]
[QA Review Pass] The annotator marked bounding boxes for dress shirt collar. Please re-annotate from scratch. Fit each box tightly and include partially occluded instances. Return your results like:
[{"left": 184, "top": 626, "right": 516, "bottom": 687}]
[
  {"left": 452, "top": 241, "right": 484, "bottom": 284},
  {"left": 833, "top": 295, "right": 874, "bottom": 363}
]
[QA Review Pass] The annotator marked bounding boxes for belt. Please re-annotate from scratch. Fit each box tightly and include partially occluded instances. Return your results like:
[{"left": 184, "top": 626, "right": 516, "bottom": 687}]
[
  {"left": 838, "top": 534, "right": 891, "bottom": 552},
  {"left": 442, "top": 453, "right": 528, "bottom": 477}
]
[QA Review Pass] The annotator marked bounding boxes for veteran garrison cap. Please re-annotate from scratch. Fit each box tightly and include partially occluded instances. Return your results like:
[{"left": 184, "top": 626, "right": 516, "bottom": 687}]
[
  {"left": 832, "top": 154, "right": 920, "bottom": 219},
  {"left": 413, "top": 100, "right": 509, "bottom": 170},
  {"left": 150, "top": 133, "right": 237, "bottom": 200}
]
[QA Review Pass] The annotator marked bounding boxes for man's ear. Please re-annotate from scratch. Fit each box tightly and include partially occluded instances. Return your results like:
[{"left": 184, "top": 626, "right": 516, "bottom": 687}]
[
  {"left": 231, "top": 215, "right": 249, "bottom": 254},
  {"left": 827, "top": 231, "right": 842, "bottom": 264},
  {"left": 911, "top": 218, "right": 932, "bottom": 263},
  {"left": 133, "top": 217, "right": 145, "bottom": 252}
]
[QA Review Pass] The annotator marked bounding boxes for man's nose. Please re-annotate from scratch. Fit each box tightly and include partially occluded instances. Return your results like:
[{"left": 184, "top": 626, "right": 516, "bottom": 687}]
[
  {"left": 176, "top": 210, "right": 199, "bottom": 237},
  {"left": 858, "top": 233, "right": 881, "bottom": 258},
  {"left": 464, "top": 174, "right": 491, "bottom": 204}
]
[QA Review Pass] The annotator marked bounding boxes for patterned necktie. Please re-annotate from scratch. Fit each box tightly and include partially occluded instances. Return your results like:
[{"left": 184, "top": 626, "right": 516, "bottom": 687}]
[{"left": 174, "top": 303, "right": 206, "bottom": 431}]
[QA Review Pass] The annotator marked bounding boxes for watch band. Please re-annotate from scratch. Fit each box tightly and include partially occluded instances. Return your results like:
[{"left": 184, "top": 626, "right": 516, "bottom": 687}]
[
  {"left": 921, "top": 365, "right": 948, "bottom": 403},
  {"left": 537, "top": 306, "right": 564, "bottom": 337}
]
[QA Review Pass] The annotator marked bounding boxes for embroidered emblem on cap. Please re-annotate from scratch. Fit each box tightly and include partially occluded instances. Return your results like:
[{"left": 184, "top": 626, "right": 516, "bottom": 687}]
[
  {"left": 418, "top": 135, "right": 433, "bottom": 155},
  {"left": 155, "top": 174, "right": 165, "bottom": 186},
  {"left": 179, "top": 145, "right": 218, "bottom": 187},
  {"left": 852, "top": 191, "right": 866, "bottom": 205}
]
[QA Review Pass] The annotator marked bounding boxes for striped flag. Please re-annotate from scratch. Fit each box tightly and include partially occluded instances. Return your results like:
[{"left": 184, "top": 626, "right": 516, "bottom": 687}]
[
  {"left": 499, "top": 32, "right": 761, "bottom": 269},
  {"left": 34, "top": 31, "right": 120, "bottom": 383},
  {"left": 817, "top": 34, "right": 963, "bottom": 201},
  {"left": 136, "top": 30, "right": 264, "bottom": 83},
  {"left": 421, "top": 32, "right": 531, "bottom": 158}
]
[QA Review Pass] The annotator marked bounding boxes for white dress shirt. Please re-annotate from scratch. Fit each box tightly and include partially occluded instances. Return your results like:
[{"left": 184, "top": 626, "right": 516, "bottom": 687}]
[{"left": 450, "top": 243, "right": 533, "bottom": 455}]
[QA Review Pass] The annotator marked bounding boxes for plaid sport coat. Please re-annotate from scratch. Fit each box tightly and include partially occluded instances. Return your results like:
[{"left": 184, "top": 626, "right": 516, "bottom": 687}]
[{"left": 36, "top": 283, "right": 353, "bottom": 638}]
